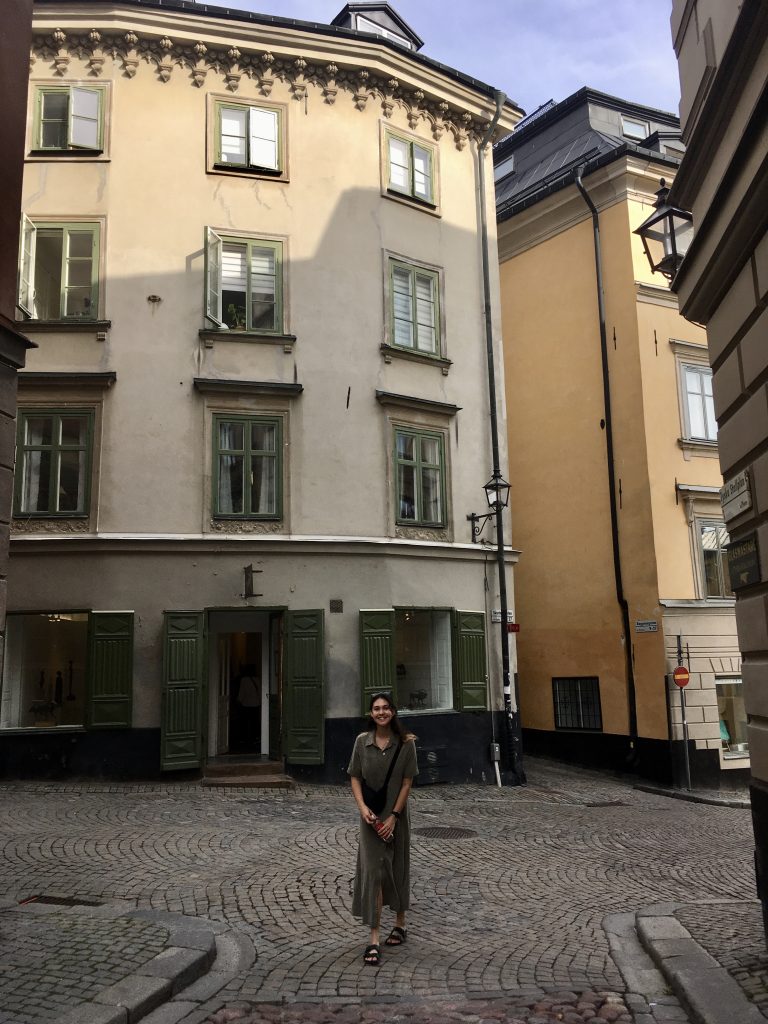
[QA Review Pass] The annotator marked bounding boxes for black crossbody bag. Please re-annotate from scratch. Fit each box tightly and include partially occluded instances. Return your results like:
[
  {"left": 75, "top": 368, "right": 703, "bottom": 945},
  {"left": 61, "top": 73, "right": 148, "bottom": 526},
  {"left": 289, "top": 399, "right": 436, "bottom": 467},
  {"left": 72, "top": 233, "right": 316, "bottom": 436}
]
[{"left": 361, "top": 740, "right": 402, "bottom": 815}]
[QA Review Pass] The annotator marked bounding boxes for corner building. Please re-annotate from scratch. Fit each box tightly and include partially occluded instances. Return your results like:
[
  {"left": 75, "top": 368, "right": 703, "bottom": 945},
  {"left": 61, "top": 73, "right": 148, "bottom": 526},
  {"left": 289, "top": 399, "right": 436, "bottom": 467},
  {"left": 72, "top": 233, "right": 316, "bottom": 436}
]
[{"left": 1, "top": 0, "right": 522, "bottom": 781}]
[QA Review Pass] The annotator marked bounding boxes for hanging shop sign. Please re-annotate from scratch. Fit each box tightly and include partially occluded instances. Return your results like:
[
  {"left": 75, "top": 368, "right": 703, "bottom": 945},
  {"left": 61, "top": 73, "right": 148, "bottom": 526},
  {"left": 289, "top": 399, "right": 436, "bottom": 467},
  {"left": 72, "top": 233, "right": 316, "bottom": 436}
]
[
  {"left": 726, "top": 532, "right": 760, "bottom": 590},
  {"left": 721, "top": 470, "right": 752, "bottom": 523}
]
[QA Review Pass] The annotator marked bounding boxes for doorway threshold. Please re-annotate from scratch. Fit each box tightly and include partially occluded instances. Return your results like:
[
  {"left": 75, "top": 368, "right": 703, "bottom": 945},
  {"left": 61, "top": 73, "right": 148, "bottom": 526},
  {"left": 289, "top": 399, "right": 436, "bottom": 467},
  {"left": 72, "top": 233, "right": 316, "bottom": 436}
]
[{"left": 203, "top": 755, "right": 294, "bottom": 789}]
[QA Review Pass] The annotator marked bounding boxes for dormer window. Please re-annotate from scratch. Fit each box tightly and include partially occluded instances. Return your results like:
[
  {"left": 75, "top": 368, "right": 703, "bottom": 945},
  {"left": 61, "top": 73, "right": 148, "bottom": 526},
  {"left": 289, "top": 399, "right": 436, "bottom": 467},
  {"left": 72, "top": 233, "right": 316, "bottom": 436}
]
[
  {"left": 622, "top": 116, "right": 649, "bottom": 141},
  {"left": 356, "top": 13, "right": 413, "bottom": 48},
  {"left": 494, "top": 154, "right": 515, "bottom": 182}
]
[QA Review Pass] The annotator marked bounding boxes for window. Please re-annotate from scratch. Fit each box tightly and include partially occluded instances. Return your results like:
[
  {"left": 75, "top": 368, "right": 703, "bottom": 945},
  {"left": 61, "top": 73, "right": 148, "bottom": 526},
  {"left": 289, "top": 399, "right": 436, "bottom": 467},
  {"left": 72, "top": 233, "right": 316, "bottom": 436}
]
[
  {"left": 33, "top": 85, "right": 104, "bottom": 151},
  {"left": 14, "top": 409, "right": 93, "bottom": 517},
  {"left": 18, "top": 218, "right": 100, "bottom": 320},
  {"left": 699, "top": 521, "right": 733, "bottom": 598},
  {"left": 394, "top": 610, "right": 452, "bottom": 711},
  {"left": 214, "top": 101, "right": 281, "bottom": 172},
  {"left": 389, "top": 259, "right": 440, "bottom": 354},
  {"left": 205, "top": 230, "right": 283, "bottom": 334},
  {"left": 0, "top": 611, "right": 133, "bottom": 730},
  {"left": 394, "top": 428, "right": 445, "bottom": 527},
  {"left": 494, "top": 153, "right": 515, "bottom": 182},
  {"left": 386, "top": 131, "right": 435, "bottom": 205},
  {"left": 214, "top": 415, "right": 282, "bottom": 519},
  {"left": 717, "top": 678, "right": 748, "bottom": 758},
  {"left": 553, "top": 677, "right": 602, "bottom": 730},
  {"left": 683, "top": 364, "right": 717, "bottom": 441},
  {"left": 356, "top": 14, "right": 413, "bottom": 48},
  {"left": 360, "top": 608, "right": 487, "bottom": 714},
  {"left": 622, "top": 116, "right": 649, "bottom": 141}
]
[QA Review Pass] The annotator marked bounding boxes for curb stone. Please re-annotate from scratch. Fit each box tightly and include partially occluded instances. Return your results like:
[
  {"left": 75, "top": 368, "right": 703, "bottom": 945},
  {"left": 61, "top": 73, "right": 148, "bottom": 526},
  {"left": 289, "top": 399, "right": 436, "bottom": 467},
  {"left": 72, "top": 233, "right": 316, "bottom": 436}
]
[
  {"left": 633, "top": 783, "right": 749, "bottom": 810},
  {"left": 49, "top": 907, "right": 238, "bottom": 1024},
  {"left": 636, "top": 904, "right": 764, "bottom": 1024}
]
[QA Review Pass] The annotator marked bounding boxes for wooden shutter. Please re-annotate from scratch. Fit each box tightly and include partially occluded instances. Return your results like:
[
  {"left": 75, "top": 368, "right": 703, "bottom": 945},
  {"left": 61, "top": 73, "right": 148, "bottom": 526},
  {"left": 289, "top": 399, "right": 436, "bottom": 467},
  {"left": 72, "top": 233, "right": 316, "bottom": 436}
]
[
  {"left": 161, "top": 611, "right": 205, "bottom": 771},
  {"left": 453, "top": 610, "right": 488, "bottom": 711},
  {"left": 204, "top": 227, "right": 224, "bottom": 326},
  {"left": 283, "top": 609, "right": 324, "bottom": 764},
  {"left": 18, "top": 214, "right": 36, "bottom": 317},
  {"left": 69, "top": 87, "right": 100, "bottom": 149},
  {"left": 359, "top": 610, "right": 395, "bottom": 714},
  {"left": 87, "top": 611, "right": 134, "bottom": 728}
]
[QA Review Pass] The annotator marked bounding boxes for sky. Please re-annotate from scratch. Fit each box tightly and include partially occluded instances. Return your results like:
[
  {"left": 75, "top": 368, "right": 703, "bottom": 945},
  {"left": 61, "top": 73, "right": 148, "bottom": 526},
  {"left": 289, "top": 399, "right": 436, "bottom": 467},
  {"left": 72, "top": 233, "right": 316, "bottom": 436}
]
[{"left": 203, "top": 0, "right": 682, "bottom": 117}]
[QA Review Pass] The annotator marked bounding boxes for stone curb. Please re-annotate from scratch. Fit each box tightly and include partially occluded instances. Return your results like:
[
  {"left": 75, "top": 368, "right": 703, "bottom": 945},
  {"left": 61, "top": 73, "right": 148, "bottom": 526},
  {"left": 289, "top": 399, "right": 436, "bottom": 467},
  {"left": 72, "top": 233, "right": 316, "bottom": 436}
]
[
  {"left": 634, "top": 783, "right": 750, "bottom": 809},
  {"left": 635, "top": 904, "right": 764, "bottom": 1024},
  {"left": 45, "top": 905, "right": 246, "bottom": 1024}
]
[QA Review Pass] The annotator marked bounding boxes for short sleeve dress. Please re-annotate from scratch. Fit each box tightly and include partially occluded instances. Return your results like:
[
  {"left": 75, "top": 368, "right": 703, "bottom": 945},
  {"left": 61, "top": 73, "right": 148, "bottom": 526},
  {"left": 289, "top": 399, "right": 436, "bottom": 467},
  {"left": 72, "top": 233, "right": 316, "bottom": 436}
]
[{"left": 347, "top": 732, "right": 419, "bottom": 927}]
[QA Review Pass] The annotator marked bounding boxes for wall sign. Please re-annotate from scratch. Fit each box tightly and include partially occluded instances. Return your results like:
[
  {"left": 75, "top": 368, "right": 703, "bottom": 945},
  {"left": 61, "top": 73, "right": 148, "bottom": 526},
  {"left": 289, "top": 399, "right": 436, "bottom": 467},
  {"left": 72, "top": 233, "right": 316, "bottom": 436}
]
[
  {"left": 635, "top": 620, "right": 658, "bottom": 633},
  {"left": 721, "top": 470, "right": 752, "bottom": 523},
  {"left": 726, "top": 532, "right": 761, "bottom": 590}
]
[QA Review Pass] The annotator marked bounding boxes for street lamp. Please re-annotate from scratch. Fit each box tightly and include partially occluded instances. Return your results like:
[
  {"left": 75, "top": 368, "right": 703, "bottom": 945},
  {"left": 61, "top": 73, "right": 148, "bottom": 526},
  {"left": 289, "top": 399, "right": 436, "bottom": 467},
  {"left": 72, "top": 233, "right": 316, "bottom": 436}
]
[
  {"left": 634, "top": 178, "right": 694, "bottom": 279},
  {"left": 467, "top": 472, "right": 511, "bottom": 543}
]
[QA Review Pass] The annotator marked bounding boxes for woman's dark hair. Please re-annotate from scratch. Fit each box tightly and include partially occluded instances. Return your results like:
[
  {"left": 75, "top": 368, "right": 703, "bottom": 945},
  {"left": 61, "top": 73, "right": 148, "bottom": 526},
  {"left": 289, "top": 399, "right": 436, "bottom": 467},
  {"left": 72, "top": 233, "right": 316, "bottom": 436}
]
[{"left": 366, "top": 692, "right": 416, "bottom": 742}]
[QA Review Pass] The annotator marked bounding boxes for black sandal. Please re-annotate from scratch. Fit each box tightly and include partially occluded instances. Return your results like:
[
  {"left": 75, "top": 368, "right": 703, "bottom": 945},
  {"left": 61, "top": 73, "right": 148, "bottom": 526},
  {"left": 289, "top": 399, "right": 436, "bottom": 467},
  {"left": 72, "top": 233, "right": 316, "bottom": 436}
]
[
  {"left": 384, "top": 926, "right": 407, "bottom": 946},
  {"left": 363, "top": 943, "right": 380, "bottom": 965}
]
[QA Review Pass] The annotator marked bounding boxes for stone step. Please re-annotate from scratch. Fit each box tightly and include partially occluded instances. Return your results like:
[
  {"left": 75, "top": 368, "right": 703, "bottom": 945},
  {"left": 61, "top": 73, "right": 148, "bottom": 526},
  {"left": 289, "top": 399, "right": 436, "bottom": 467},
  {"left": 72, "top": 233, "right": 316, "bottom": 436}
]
[
  {"left": 201, "top": 774, "right": 295, "bottom": 789},
  {"left": 204, "top": 759, "right": 283, "bottom": 778}
]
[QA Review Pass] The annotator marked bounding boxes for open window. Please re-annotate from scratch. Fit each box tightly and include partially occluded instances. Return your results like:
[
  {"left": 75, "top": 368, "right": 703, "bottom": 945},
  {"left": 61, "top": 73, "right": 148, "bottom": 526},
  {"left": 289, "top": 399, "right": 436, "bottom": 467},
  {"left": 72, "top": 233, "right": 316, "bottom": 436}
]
[
  {"left": 205, "top": 228, "right": 283, "bottom": 334},
  {"left": 33, "top": 85, "right": 104, "bottom": 152},
  {"left": 17, "top": 219, "right": 100, "bottom": 321}
]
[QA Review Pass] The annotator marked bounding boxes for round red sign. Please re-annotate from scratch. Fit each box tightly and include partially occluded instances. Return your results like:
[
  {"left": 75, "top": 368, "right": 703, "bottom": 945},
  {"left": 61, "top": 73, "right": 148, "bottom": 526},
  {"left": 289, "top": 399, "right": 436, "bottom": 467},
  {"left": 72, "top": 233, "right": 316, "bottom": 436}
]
[{"left": 673, "top": 666, "right": 690, "bottom": 688}]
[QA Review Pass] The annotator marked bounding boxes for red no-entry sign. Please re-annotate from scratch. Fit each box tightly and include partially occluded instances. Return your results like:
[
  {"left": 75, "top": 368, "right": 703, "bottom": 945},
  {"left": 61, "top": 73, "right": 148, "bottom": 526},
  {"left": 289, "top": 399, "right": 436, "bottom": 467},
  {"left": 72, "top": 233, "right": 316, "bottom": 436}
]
[{"left": 673, "top": 666, "right": 690, "bottom": 687}]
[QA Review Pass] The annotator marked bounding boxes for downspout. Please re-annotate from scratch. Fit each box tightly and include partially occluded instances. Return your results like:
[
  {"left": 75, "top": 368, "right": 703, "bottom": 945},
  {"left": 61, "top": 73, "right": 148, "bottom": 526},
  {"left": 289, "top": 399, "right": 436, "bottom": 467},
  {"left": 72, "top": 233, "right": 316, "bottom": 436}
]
[
  {"left": 478, "top": 90, "right": 525, "bottom": 785},
  {"left": 573, "top": 166, "right": 639, "bottom": 755}
]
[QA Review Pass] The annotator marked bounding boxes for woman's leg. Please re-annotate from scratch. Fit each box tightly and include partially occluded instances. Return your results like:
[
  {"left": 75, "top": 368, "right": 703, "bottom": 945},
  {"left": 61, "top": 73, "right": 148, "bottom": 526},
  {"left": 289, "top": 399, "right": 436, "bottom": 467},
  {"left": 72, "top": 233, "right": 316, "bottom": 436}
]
[{"left": 370, "top": 886, "right": 383, "bottom": 946}]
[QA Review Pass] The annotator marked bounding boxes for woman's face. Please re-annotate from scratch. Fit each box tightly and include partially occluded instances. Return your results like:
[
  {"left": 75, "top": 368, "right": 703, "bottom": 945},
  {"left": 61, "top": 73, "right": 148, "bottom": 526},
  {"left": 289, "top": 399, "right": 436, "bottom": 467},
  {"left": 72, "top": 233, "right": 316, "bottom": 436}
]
[{"left": 370, "top": 699, "right": 393, "bottom": 725}]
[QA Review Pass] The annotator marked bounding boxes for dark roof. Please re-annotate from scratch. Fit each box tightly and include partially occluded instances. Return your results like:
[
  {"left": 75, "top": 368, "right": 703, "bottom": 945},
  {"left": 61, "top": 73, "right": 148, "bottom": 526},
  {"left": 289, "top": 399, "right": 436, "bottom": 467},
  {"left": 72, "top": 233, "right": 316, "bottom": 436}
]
[
  {"left": 34, "top": 0, "right": 522, "bottom": 112},
  {"left": 494, "top": 86, "right": 682, "bottom": 222}
]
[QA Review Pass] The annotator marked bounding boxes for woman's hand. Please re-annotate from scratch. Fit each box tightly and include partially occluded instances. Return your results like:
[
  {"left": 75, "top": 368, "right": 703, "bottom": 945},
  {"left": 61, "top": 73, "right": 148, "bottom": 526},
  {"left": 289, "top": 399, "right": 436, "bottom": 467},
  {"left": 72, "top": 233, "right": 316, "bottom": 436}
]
[
  {"left": 379, "top": 814, "right": 397, "bottom": 840},
  {"left": 361, "top": 805, "right": 377, "bottom": 825}
]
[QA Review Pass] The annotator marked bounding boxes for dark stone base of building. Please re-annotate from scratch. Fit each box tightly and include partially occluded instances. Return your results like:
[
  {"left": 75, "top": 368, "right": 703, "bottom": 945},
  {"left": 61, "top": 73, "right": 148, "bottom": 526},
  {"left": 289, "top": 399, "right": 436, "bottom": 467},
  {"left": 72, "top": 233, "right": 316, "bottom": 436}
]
[
  {"left": 0, "top": 728, "right": 161, "bottom": 779},
  {"left": 752, "top": 779, "right": 768, "bottom": 942},
  {"left": 521, "top": 727, "right": 748, "bottom": 790}
]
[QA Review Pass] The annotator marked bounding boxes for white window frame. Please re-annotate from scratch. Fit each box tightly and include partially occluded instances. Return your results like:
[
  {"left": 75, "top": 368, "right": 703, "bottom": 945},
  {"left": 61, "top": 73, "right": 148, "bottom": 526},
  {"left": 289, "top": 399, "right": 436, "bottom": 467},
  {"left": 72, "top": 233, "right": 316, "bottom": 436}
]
[
  {"left": 696, "top": 518, "right": 733, "bottom": 600},
  {"left": 622, "top": 116, "right": 649, "bottom": 141},
  {"left": 356, "top": 14, "right": 413, "bottom": 48},
  {"left": 682, "top": 362, "right": 717, "bottom": 441},
  {"left": 670, "top": 338, "right": 718, "bottom": 457}
]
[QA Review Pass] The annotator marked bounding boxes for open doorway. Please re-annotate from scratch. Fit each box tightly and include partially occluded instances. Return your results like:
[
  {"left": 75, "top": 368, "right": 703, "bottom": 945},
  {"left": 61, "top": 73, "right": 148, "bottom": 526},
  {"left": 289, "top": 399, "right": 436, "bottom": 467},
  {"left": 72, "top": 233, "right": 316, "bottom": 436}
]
[{"left": 207, "top": 609, "right": 282, "bottom": 760}]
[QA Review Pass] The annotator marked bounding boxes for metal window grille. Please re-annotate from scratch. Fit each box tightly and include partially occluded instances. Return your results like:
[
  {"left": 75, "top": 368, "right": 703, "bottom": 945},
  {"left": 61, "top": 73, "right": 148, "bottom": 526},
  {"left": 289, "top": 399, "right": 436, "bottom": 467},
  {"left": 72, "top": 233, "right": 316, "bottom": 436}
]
[{"left": 552, "top": 677, "right": 602, "bottom": 730}]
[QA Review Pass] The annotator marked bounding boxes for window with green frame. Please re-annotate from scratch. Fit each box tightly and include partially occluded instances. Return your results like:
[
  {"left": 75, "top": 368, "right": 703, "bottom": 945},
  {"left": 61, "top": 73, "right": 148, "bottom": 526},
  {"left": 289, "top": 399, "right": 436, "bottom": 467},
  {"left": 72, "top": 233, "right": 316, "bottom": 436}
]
[
  {"left": 394, "top": 428, "right": 445, "bottom": 526},
  {"left": 17, "top": 216, "right": 100, "bottom": 320},
  {"left": 214, "top": 415, "right": 282, "bottom": 518},
  {"left": 205, "top": 229, "right": 283, "bottom": 333},
  {"left": 386, "top": 131, "right": 435, "bottom": 204},
  {"left": 33, "top": 85, "right": 104, "bottom": 151},
  {"left": 215, "top": 101, "right": 281, "bottom": 172},
  {"left": 390, "top": 259, "right": 440, "bottom": 354},
  {"left": 14, "top": 409, "right": 93, "bottom": 517}
]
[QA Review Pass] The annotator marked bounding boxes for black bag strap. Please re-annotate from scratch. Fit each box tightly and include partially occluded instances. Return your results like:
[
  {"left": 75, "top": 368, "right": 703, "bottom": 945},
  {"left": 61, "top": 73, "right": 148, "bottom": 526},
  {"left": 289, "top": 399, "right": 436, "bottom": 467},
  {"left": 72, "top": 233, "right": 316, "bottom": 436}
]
[{"left": 380, "top": 740, "right": 402, "bottom": 793}]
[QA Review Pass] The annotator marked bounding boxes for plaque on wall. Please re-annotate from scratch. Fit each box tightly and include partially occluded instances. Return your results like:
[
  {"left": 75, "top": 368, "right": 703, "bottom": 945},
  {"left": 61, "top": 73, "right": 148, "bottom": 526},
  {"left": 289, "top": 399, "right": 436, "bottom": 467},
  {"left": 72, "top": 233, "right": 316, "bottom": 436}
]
[{"left": 726, "top": 531, "right": 760, "bottom": 590}]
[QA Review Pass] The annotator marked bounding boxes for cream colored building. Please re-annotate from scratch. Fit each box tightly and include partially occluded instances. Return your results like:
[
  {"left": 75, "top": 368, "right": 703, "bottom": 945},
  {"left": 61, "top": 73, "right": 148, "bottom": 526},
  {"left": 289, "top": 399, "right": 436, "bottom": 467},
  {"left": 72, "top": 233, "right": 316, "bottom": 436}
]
[
  {"left": 495, "top": 89, "right": 743, "bottom": 787},
  {"left": 0, "top": 0, "right": 522, "bottom": 782},
  {"left": 669, "top": 0, "right": 768, "bottom": 912}
]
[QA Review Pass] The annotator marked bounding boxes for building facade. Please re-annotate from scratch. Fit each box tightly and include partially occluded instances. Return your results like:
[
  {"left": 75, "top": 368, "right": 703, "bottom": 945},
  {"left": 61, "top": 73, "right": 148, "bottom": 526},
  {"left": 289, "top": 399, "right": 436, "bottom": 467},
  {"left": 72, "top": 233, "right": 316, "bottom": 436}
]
[
  {"left": 669, "top": 0, "right": 768, "bottom": 916},
  {"left": 494, "top": 89, "right": 743, "bottom": 787},
  {"left": 1, "top": 0, "right": 521, "bottom": 782}
]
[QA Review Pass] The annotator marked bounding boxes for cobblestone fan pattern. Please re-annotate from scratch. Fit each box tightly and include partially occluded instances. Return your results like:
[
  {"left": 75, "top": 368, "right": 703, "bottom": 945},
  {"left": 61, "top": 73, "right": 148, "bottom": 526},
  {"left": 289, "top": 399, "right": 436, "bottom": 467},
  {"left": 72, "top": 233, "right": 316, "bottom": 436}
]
[
  {"left": 0, "top": 760, "right": 754, "bottom": 1024},
  {"left": 677, "top": 902, "right": 768, "bottom": 1019},
  {"left": 0, "top": 906, "right": 168, "bottom": 1024}
]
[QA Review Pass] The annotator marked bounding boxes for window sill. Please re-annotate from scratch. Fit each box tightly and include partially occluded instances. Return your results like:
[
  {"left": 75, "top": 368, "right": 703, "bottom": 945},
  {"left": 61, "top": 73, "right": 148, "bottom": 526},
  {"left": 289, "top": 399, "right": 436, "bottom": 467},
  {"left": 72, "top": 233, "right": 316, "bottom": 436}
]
[
  {"left": 13, "top": 514, "right": 89, "bottom": 521},
  {"left": 199, "top": 329, "right": 295, "bottom": 349},
  {"left": 376, "top": 389, "right": 461, "bottom": 416},
  {"left": 380, "top": 344, "right": 451, "bottom": 373},
  {"left": 16, "top": 319, "right": 111, "bottom": 335},
  {"left": 399, "top": 708, "right": 459, "bottom": 717},
  {"left": 28, "top": 148, "right": 105, "bottom": 158},
  {"left": 678, "top": 437, "right": 718, "bottom": 455},
  {"left": 210, "top": 162, "right": 287, "bottom": 182},
  {"left": 212, "top": 516, "right": 282, "bottom": 523},
  {"left": 0, "top": 725, "right": 86, "bottom": 734}
]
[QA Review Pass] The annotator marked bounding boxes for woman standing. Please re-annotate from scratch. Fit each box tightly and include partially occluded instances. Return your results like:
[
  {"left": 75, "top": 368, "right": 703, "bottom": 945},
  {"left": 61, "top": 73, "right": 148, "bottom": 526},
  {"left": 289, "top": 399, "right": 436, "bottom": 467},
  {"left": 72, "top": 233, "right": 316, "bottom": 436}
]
[{"left": 347, "top": 692, "right": 418, "bottom": 966}]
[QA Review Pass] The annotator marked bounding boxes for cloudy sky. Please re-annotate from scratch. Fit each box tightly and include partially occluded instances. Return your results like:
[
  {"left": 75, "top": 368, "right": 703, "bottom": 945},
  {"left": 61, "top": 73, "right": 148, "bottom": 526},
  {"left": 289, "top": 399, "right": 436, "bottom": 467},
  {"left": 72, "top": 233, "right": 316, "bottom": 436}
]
[{"left": 207, "top": 0, "right": 681, "bottom": 117}]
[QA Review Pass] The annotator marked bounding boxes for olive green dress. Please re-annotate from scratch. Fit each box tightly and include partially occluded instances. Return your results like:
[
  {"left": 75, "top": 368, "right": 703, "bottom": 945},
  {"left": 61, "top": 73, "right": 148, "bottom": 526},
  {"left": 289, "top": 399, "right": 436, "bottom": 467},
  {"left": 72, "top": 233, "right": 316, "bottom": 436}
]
[{"left": 347, "top": 732, "right": 419, "bottom": 927}]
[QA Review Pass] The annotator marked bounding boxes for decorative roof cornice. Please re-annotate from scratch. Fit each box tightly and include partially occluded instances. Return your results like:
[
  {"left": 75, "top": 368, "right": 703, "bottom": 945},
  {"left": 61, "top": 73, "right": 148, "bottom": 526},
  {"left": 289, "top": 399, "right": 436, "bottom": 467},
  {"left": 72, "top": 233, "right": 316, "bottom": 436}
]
[{"left": 30, "top": 15, "right": 517, "bottom": 150}]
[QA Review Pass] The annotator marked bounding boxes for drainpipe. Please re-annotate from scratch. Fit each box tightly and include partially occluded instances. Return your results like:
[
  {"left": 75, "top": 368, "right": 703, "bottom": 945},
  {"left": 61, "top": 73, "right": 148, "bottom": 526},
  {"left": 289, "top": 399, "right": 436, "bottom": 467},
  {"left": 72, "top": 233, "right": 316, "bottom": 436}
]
[
  {"left": 478, "top": 90, "right": 525, "bottom": 786},
  {"left": 574, "top": 166, "right": 639, "bottom": 756}
]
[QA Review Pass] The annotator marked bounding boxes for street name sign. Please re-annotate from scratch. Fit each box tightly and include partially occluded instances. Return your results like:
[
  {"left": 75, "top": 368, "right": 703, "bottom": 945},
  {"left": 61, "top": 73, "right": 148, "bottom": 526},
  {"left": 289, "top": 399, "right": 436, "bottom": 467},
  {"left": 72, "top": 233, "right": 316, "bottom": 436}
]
[{"left": 721, "top": 470, "right": 752, "bottom": 523}]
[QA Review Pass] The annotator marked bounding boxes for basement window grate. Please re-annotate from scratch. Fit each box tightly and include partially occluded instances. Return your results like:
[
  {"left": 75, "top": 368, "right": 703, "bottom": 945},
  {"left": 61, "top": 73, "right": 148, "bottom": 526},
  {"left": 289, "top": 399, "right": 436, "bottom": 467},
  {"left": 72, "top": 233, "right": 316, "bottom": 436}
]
[{"left": 414, "top": 826, "right": 478, "bottom": 839}]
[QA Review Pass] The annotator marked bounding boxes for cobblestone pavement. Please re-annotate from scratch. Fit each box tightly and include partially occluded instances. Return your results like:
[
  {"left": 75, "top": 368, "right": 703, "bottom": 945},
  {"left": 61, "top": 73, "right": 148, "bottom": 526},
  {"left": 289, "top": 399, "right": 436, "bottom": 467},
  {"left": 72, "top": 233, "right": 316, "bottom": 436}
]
[
  {"left": 0, "top": 903, "right": 168, "bottom": 1024},
  {"left": 0, "top": 759, "right": 755, "bottom": 1023},
  {"left": 677, "top": 902, "right": 768, "bottom": 1019}
]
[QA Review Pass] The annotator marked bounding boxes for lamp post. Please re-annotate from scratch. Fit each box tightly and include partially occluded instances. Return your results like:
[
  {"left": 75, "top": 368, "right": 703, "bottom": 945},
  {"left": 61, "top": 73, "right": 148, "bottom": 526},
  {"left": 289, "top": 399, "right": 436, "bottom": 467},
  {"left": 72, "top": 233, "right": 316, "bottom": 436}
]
[
  {"left": 467, "top": 471, "right": 525, "bottom": 785},
  {"left": 634, "top": 178, "right": 694, "bottom": 279}
]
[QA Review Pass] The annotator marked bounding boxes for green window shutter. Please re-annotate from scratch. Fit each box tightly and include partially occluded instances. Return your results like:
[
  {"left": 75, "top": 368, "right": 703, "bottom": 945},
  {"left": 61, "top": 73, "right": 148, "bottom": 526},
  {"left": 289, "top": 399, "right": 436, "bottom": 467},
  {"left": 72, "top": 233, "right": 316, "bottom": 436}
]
[
  {"left": 87, "top": 611, "right": 134, "bottom": 728},
  {"left": 161, "top": 611, "right": 205, "bottom": 771},
  {"left": 18, "top": 214, "right": 36, "bottom": 317},
  {"left": 283, "top": 609, "right": 325, "bottom": 765},
  {"left": 204, "top": 226, "right": 224, "bottom": 326},
  {"left": 359, "top": 610, "right": 395, "bottom": 714},
  {"left": 453, "top": 610, "right": 488, "bottom": 711}
]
